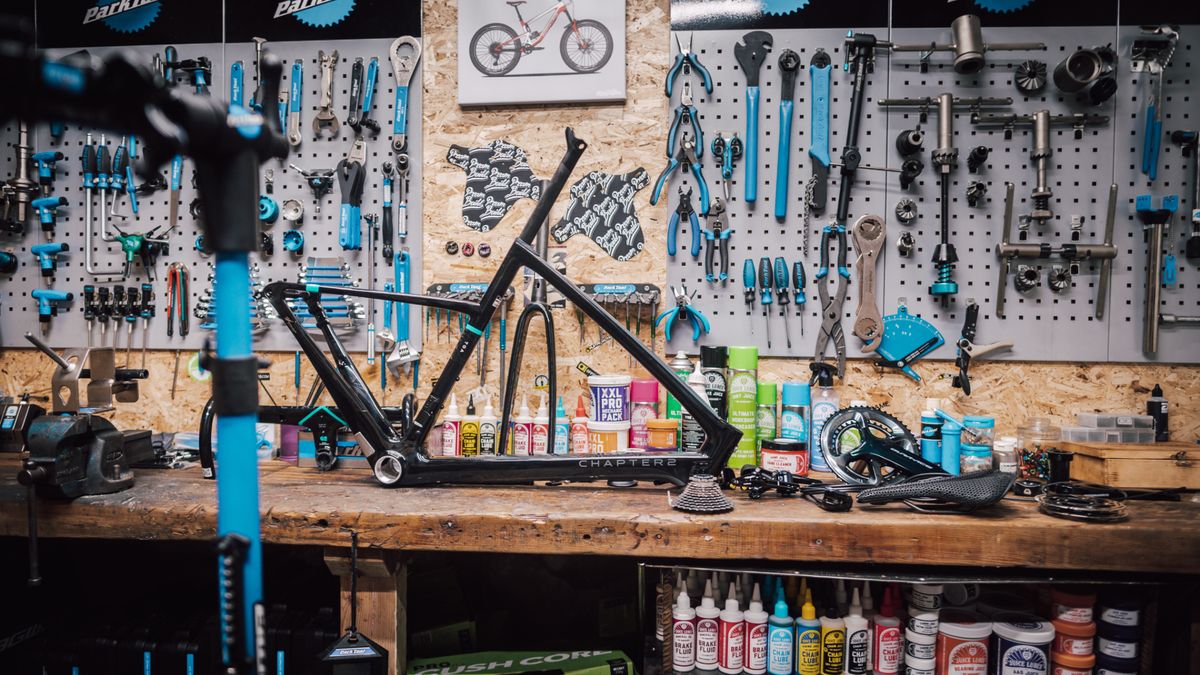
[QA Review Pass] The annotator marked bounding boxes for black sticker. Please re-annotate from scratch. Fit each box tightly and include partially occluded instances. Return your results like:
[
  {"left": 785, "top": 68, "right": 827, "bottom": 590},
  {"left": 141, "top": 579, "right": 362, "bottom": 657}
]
[
  {"left": 226, "top": 0, "right": 421, "bottom": 42},
  {"left": 36, "top": 0, "right": 223, "bottom": 48},
  {"left": 447, "top": 140, "right": 543, "bottom": 233},
  {"left": 551, "top": 169, "right": 649, "bottom": 262},
  {"left": 670, "top": 0, "right": 887, "bottom": 31}
]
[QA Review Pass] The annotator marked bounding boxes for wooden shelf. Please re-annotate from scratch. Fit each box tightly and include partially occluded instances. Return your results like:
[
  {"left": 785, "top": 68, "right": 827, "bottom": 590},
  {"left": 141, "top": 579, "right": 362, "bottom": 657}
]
[{"left": 1, "top": 456, "right": 1198, "bottom": 574}]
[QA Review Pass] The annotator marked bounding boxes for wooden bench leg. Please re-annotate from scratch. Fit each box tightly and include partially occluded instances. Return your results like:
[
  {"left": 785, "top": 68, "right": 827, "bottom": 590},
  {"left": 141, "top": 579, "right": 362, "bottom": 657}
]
[{"left": 324, "top": 548, "right": 407, "bottom": 674}]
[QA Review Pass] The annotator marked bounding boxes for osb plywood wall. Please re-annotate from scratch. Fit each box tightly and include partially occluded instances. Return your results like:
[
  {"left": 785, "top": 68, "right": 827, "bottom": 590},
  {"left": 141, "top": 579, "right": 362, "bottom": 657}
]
[{"left": 0, "top": 0, "right": 1197, "bottom": 442}]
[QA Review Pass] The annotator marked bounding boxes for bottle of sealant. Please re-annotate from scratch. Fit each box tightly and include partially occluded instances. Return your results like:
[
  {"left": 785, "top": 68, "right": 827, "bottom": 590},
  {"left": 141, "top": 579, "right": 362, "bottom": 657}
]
[
  {"left": 700, "top": 345, "right": 729, "bottom": 417},
  {"left": 531, "top": 395, "right": 550, "bottom": 455},
  {"left": 674, "top": 589, "right": 698, "bottom": 672},
  {"left": 780, "top": 382, "right": 810, "bottom": 443},
  {"left": 808, "top": 364, "right": 839, "bottom": 472},
  {"left": 844, "top": 588, "right": 869, "bottom": 675},
  {"left": 696, "top": 579, "right": 721, "bottom": 672},
  {"left": 681, "top": 368, "right": 710, "bottom": 452},
  {"left": 726, "top": 346, "right": 760, "bottom": 470},
  {"left": 460, "top": 395, "right": 480, "bottom": 456},
  {"left": 756, "top": 382, "right": 779, "bottom": 451},
  {"left": 512, "top": 396, "right": 533, "bottom": 455},
  {"left": 795, "top": 590, "right": 821, "bottom": 675},
  {"left": 479, "top": 398, "right": 498, "bottom": 455},
  {"left": 718, "top": 582, "right": 745, "bottom": 675},
  {"left": 819, "top": 606, "right": 845, "bottom": 675},
  {"left": 569, "top": 396, "right": 589, "bottom": 454},
  {"left": 766, "top": 594, "right": 794, "bottom": 675},
  {"left": 553, "top": 396, "right": 570, "bottom": 455},
  {"left": 745, "top": 582, "right": 769, "bottom": 675},
  {"left": 441, "top": 393, "right": 462, "bottom": 456}
]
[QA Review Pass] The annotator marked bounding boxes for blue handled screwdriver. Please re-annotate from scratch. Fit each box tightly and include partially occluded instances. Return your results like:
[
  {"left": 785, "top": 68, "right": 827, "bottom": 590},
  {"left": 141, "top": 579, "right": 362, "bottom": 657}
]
[
  {"left": 793, "top": 261, "right": 807, "bottom": 335},
  {"left": 774, "top": 257, "right": 792, "bottom": 349},
  {"left": 759, "top": 257, "right": 774, "bottom": 348},
  {"left": 742, "top": 259, "right": 756, "bottom": 333}
]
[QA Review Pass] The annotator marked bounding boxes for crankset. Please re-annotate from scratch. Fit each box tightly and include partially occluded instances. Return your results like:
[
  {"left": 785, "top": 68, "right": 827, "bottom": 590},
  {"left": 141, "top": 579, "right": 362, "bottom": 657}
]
[{"left": 818, "top": 406, "right": 943, "bottom": 486}]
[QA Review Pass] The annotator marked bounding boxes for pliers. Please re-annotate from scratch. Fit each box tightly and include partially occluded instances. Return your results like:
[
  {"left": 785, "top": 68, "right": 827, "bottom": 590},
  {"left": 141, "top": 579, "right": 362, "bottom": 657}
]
[
  {"left": 813, "top": 224, "right": 849, "bottom": 378},
  {"left": 952, "top": 301, "right": 1013, "bottom": 396},
  {"left": 668, "top": 186, "right": 701, "bottom": 257},
  {"left": 652, "top": 132, "right": 710, "bottom": 214},
  {"left": 668, "top": 80, "right": 703, "bottom": 159},
  {"left": 703, "top": 196, "right": 731, "bottom": 283},
  {"left": 666, "top": 33, "right": 713, "bottom": 97},
  {"left": 655, "top": 285, "right": 711, "bottom": 343},
  {"left": 711, "top": 132, "right": 743, "bottom": 201}
]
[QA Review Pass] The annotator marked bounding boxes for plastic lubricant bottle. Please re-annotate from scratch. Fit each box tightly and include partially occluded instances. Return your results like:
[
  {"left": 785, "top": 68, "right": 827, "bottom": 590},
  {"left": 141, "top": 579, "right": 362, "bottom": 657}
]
[
  {"left": 531, "top": 395, "right": 550, "bottom": 455},
  {"left": 681, "top": 369, "right": 711, "bottom": 452},
  {"left": 861, "top": 583, "right": 876, "bottom": 672},
  {"left": 666, "top": 351, "right": 695, "bottom": 423},
  {"left": 726, "top": 346, "right": 760, "bottom": 470},
  {"left": 1148, "top": 384, "right": 1169, "bottom": 441},
  {"left": 819, "top": 606, "right": 845, "bottom": 675},
  {"left": 512, "top": 396, "right": 533, "bottom": 455},
  {"left": 570, "top": 396, "right": 590, "bottom": 454},
  {"left": 919, "top": 408, "right": 942, "bottom": 465},
  {"left": 871, "top": 587, "right": 901, "bottom": 675},
  {"left": 756, "top": 382, "right": 779, "bottom": 450},
  {"left": 441, "top": 393, "right": 462, "bottom": 456},
  {"left": 745, "top": 583, "right": 769, "bottom": 675},
  {"left": 845, "top": 589, "right": 869, "bottom": 675},
  {"left": 718, "top": 583, "right": 745, "bottom": 675},
  {"left": 808, "top": 364, "right": 839, "bottom": 472},
  {"left": 767, "top": 595, "right": 794, "bottom": 675},
  {"left": 835, "top": 580, "right": 849, "bottom": 616},
  {"left": 674, "top": 589, "right": 698, "bottom": 673},
  {"left": 701, "top": 345, "right": 729, "bottom": 417},
  {"left": 553, "top": 397, "right": 570, "bottom": 455},
  {"left": 696, "top": 580, "right": 721, "bottom": 672},
  {"left": 780, "top": 382, "right": 810, "bottom": 443},
  {"left": 460, "top": 395, "right": 481, "bottom": 456},
  {"left": 479, "top": 398, "right": 498, "bottom": 455},
  {"left": 795, "top": 590, "right": 821, "bottom": 675},
  {"left": 629, "top": 379, "right": 660, "bottom": 448}
]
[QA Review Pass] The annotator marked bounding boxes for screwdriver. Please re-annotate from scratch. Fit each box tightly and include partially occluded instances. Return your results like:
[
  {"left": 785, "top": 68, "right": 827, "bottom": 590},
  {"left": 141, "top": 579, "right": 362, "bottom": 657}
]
[
  {"left": 774, "top": 257, "right": 792, "bottom": 349},
  {"left": 793, "top": 261, "right": 807, "bottom": 335},
  {"left": 742, "top": 259, "right": 756, "bottom": 332},
  {"left": 759, "top": 257, "right": 774, "bottom": 349},
  {"left": 139, "top": 282, "right": 154, "bottom": 368}
]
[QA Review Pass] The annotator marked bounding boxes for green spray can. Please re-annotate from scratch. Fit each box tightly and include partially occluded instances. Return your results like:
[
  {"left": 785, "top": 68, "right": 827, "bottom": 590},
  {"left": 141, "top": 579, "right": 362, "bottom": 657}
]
[
  {"left": 726, "top": 346, "right": 759, "bottom": 470},
  {"left": 756, "top": 382, "right": 778, "bottom": 451},
  {"left": 665, "top": 351, "right": 695, "bottom": 425}
]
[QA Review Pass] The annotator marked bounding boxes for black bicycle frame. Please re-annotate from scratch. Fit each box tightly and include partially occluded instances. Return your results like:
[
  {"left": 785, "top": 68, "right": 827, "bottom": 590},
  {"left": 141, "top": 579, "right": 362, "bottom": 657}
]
[{"left": 262, "top": 129, "right": 741, "bottom": 487}]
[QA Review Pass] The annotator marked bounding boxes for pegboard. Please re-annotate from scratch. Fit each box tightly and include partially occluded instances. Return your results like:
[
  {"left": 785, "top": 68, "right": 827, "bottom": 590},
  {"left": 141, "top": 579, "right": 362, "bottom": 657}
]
[
  {"left": 664, "top": 24, "right": 1200, "bottom": 364},
  {"left": 2, "top": 36, "right": 423, "bottom": 355}
]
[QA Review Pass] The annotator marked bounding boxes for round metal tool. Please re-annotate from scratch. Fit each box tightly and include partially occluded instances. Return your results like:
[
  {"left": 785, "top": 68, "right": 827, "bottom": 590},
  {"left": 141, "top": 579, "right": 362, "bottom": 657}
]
[
  {"left": 818, "top": 406, "right": 920, "bottom": 486},
  {"left": 1014, "top": 264, "right": 1039, "bottom": 292},
  {"left": 895, "top": 198, "right": 918, "bottom": 225},
  {"left": 1053, "top": 49, "right": 1104, "bottom": 93},
  {"left": 1014, "top": 60, "right": 1047, "bottom": 96},
  {"left": 281, "top": 198, "right": 304, "bottom": 224}
]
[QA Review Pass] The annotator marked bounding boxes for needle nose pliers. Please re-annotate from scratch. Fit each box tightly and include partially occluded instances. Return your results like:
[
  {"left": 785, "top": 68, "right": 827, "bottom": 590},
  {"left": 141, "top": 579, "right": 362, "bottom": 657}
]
[
  {"left": 652, "top": 132, "right": 710, "bottom": 214},
  {"left": 666, "top": 32, "right": 713, "bottom": 97},
  {"left": 667, "top": 80, "right": 703, "bottom": 159},
  {"left": 655, "top": 285, "right": 711, "bottom": 343},
  {"left": 668, "top": 186, "right": 701, "bottom": 257}
]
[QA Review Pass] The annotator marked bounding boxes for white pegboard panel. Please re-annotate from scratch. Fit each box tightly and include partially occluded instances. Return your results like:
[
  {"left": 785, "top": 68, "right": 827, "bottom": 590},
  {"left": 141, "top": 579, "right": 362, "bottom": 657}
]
[{"left": 3, "top": 37, "right": 423, "bottom": 354}]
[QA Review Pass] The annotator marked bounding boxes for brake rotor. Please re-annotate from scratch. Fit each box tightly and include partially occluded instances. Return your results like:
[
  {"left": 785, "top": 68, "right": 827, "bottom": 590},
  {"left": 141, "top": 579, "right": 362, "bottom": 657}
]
[{"left": 818, "top": 406, "right": 920, "bottom": 486}]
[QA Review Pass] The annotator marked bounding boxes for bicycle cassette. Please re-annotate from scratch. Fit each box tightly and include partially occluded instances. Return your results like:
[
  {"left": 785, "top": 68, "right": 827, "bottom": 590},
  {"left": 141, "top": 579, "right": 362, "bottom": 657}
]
[
  {"left": 873, "top": 304, "right": 944, "bottom": 381},
  {"left": 818, "top": 406, "right": 942, "bottom": 486}
]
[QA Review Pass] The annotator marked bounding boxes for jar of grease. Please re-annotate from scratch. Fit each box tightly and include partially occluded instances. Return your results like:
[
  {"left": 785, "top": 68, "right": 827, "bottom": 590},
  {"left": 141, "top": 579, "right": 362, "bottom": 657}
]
[
  {"left": 936, "top": 609, "right": 991, "bottom": 675},
  {"left": 1050, "top": 651, "right": 1094, "bottom": 675},
  {"left": 588, "top": 375, "right": 631, "bottom": 423},
  {"left": 1094, "top": 652, "right": 1139, "bottom": 675},
  {"left": 990, "top": 612, "right": 1055, "bottom": 675},
  {"left": 1095, "top": 621, "right": 1140, "bottom": 661},
  {"left": 759, "top": 438, "right": 809, "bottom": 475},
  {"left": 1051, "top": 619, "right": 1095, "bottom": 657},
  {"left": 904, "top": 627, "right": 936, "bottom": 660},
  {"left": 1051, "top": 588, "right": 1096, "bottom": 625}
]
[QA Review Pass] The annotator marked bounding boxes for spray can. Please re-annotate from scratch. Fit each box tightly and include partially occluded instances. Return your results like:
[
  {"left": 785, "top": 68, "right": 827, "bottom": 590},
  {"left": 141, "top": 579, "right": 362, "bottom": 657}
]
[
  {"left": 553, "top": 396, "right": 570, "bottom": 455},
  {"left": 629, "top": 379, "right": 660, "bottom": 448},
  {"left": 674, "top": 589, "right": 698, "bottom": 672},
  {"left": 780, "top": 382, "right": 810, "bottom": 443},
  {"left": 808, "top": 365, "right": 839, "bottom": 472},
  {"left": 726, "top": 346, "right": 759, "bottom": 470},
  {"left": 756, "top": 382, "right": 778, "bottom": 450},
  {"left": 441, "top": 393, "right": 462, "bottom": 456},
  {"left": 460, "top": 395, "right": 481, "bottom": 456},
  {"left": 919, "top": 410, "right": 943, "bottom": 464},
  {"left": 681, "top": 369, "right": 710, "bottom": 452},
  {"left": 795, "top": 590, "right": 821, "bottom": 675},
  {"left": 479, "top": 398, "right": 498, "bottom": 455},
  {"left": 819, "top": 607, "right": 845, "bottom": 675},
  {"left": 845, "top": 589, "right": 869, "bottom": 675},
  {"left": 666, "top": 351, "right": 695, "bottom": 423},
  {"left": 745, "top": 583, "right": 769, "bottom": 675},
  {"left": 767, "top": 595, "right": 794, "bottom": 675},
  {"left": 939, "top": 413, "right": 962, "bottom": 475},
  {"left": 700, "top": 345, "right": 729, "bottom": 417},
  {"left": 697, "top": 580, "right": 721, "bottom": 672},
  {"left": 871, "top": 587, "right": 901, "bottom": 675},
  {"left": 718, "top": 583, "right": 745, "bottom": 675},
  {"left": 531, "top": 395, "right": 550, "bottom": 455},
  {"left": 512, "top": 396, "right": 533, "bottom": 455},
  {"left": 1148, "top": 384, "right": 1169, "bottom": 441},
  {"left": 570, "top": 396, "right": 590, "bottom": 454}
]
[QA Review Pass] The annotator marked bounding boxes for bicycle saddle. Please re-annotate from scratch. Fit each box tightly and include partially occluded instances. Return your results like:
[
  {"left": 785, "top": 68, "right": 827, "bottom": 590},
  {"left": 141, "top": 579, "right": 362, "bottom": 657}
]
[{"left": 856, "top": 470, "right": 1016, "bottom": 513}]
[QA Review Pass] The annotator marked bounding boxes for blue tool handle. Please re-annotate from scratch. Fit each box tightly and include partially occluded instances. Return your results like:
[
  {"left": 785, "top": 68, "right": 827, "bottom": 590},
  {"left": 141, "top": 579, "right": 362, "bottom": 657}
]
[
  {"left": 667, "top": 110, "right": 682, "bottom": 158},
  {"left": 383, "top": 282, "right": 394, "bottom": 330},
  {"left": 816, "top": 227, "right": 831, "bottom": 278},
  {"left": 363, "top": 58, "right": 378, "bottom": 116},
  {"left": 1164, "top": 254, "right": 1178, "bottom": 285},
  {"left": 125, "top": 166, "right": 139, "bottom": 213},
  {"left": 774, "top": 257, "right": 789, "bottom": 294},
  {"left": 393, "top": 86, "right": 409, "bottom": 135},
  {"left": 691, "top": 163, "right": 710, "bottom": 214},
  {"left": 289, "top": 62, "right": 303, "bottom": 112},
  {"left": 170, "top": 155, "right": 182, "bottom": 191},
  {"left": 835, "top": 226, "right": 850, "bottom": 279},
  {"left": 719, "top": 236, "right": 729, "bottom": 281},
  {"left": 745, "top": 87, "right": 759, "bottom": 202},
  {"left": 667, "top": 211, "right": 679, "bottom": 256},
  {"left": 395, "top": 252, "right": 410, "bottom": 341},
  {"left": 650, "top": 159, "right": 677, "bottom": 205},
  {"left": 810, "top": 64, "right": 831, "bottom": 166},
  {"left": 774, "top": 99, "right": 794, "bottom": 219},
  {"left": 339, "top": 204, "right": 360, "bottom": 249},
  {"left": 758, "top": 257, "right": 773, "bottom": 305},
  {"left": 230, "top": 61, "right": 243, "bottom": 106},
  {"left": 294, "top": 351, "right": 301, "bottom": 390},
  {"left": 689, "top": 212, "right": 701, "bottom": 257},
  {"left": 690, "top": 113, "right": 703, "bottom": 158},
  {"left": 1142, "top": 104, "right": 1156, "bottom": 176},
  {"left": 665, "top": 57, "right": 683, "bottom": 97},
  {"left": 1149, "top": 117, "right": 1162, "bottom": 181},
  {"left": 692, "top": 57, "right": 713, "bottom": 94},
  {"left": 742, "top": 258, "right": 755, "bottom": 293},
  {"left": 793, "top": 261, "right": 807, "bottom": 305}
]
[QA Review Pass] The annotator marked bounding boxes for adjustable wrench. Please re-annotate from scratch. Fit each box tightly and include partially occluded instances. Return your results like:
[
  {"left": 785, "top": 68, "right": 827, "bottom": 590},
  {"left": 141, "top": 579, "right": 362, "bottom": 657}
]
[
  {"left": 287, "top": 60, "right": 303, "bottom": 147},
  {"left": 850, "top": 214, "right": 885, "bottom": 351},
  {"left": 389, "top": 36, "right": 423, "bottom": 154},
  {"left": 313, "top": 50, "right": 340, "bottom": 136}
]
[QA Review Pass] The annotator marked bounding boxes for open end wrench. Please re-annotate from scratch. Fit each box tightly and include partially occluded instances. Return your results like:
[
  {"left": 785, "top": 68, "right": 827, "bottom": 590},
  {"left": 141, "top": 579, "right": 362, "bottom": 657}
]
[
  {"left": 733, "top": 31, "right": 772, "bottom": 204},
  {"left": 287, "top": 60, "right": 303, "bottom": 147},
  {"left": 389, "top": 36, "right": 423, "bottom": 154},
  {"left": 774, "top": 49, "right": 800, "bottom": 220},
  {"left": 313, "top": 50, "right": 340, "bottom": 136},
  {"left": 850, "top": 214, "right": 886, "bottom": 351}
]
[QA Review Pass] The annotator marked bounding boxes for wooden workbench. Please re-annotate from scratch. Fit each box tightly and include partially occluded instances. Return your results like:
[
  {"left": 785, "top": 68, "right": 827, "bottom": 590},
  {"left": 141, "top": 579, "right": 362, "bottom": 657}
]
[{"left": 2, "top": 456, "right": 1198, "bottom": 574}]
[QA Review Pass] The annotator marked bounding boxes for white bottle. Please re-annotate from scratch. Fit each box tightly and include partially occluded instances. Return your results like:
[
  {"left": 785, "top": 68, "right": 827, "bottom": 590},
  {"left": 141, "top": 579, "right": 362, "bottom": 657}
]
[
  {"left": 696, "top": 579, "right": 721, "bottom": 672},
  {"left": 674, "top": 589, "right": 698, "bottom": 672},
  {"left": 844, "top": 588, "right": 869, "bottom": 675},
  {"left": 835, "top": 579, "right": 849, "bottom": 616},
  {"left": 531, "top": 395, "right": 550, "bottom": 455},
  {"left": 553, "top": 396, "right": 570, "bottom": 455},
  {"left": 512, "top": 396, "right": 533, "bottom": 455},
  {"left": 479, "top": 398, "right": 499, "bottom": 455},
  {"left": 718, "top": 583, "right": 745, "bottom": 675},
  {"left": 441, "top": 393, "right": 461, "bottom": 456},
  {"left": 744, "top": 583, "right": 769, "bottom": 675},
  {"left": 861, "top": 583, "right": 876, "bottom": 672},
  {"left": 809, "top": 368, "right": 840, "bottom": 472}
]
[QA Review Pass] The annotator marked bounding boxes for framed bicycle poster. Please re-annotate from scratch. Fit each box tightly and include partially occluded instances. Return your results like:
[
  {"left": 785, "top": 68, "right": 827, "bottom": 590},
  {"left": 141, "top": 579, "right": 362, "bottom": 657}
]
[{"left": 457, "top": 0, "right": 627, "bottom": 105}]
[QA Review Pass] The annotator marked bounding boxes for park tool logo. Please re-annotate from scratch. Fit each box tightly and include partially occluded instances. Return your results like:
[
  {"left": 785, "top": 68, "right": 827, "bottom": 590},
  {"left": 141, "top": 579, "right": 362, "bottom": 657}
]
[
  {"left": 83, "top": 0, "right": 161, "bottom": 33},
  {"left": 274, "top": 0, "right": 356, "bottom": 27}
]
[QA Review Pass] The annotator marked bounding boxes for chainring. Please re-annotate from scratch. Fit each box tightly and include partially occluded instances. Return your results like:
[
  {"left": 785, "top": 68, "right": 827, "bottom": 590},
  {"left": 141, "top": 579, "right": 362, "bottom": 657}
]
[{"left": 818, "top": 406, "right": 920, "bottom": 486}]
